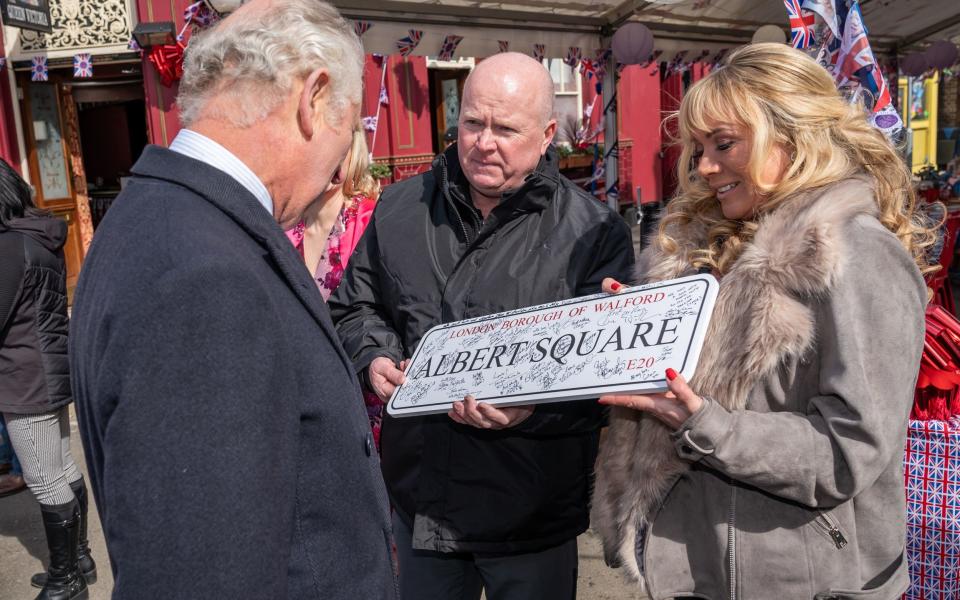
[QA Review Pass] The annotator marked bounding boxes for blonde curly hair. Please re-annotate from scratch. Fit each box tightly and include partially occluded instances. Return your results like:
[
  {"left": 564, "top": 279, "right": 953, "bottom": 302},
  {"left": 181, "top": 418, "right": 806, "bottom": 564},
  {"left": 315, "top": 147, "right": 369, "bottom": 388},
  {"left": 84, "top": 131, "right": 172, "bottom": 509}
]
[
  {"left": 658, "top": 42, "right": 937, "bottom": 275},
  {"left": 341, "top": 128, "right": 380, "bottom": 202}
]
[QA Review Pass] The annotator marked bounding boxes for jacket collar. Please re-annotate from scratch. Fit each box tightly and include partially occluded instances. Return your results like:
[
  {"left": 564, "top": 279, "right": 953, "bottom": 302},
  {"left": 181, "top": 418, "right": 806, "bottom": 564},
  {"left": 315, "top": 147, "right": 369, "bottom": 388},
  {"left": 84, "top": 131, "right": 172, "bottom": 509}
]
[
  {"left": 433, "top": 144, "right": 560, "bottom": 220},
  {"left": 130, "top": 145, "right": 354, "bottom": 374}
]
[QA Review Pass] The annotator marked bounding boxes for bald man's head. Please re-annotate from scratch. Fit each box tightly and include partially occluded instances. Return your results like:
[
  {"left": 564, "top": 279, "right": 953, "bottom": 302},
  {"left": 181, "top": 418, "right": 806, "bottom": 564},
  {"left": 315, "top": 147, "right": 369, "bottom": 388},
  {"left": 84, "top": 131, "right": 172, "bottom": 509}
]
[
  {"left": 463, "top": 53, "right": 555, "bottom": 126},
  {"left": 456, "top": 52, "right": 558, "bottom": 202}
]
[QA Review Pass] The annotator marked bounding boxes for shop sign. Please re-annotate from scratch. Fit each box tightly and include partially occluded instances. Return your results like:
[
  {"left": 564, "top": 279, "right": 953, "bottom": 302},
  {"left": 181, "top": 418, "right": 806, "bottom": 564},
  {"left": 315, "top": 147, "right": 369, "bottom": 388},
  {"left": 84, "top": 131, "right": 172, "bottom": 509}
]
[
  {"left": 1, "top": 0, "right": 53, "bottom": 34},
  {"left": 388, "top": 274, "right": 719, "bottom": 417}
]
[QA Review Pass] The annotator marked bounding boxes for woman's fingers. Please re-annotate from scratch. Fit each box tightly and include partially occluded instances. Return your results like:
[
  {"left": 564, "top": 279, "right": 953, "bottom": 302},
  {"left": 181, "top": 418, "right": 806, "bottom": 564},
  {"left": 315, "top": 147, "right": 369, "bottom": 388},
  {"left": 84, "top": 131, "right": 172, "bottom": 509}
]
[
  {"left": 664, "top": 369, "right": 704, "bottom": 415},
  {"left": 601, "top": 277, "right": 627, "bottom": 294}
]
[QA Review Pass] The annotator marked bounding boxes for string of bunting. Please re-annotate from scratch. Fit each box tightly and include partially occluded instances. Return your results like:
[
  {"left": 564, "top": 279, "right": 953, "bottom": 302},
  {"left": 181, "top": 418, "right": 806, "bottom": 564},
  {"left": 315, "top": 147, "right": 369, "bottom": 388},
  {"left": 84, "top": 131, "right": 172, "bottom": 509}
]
[
  {"left": 73, "top": 53, "right": 93, "bottom": 78},
  {"left": 31, "top": 56, "right": 48, "bottom": 82}
]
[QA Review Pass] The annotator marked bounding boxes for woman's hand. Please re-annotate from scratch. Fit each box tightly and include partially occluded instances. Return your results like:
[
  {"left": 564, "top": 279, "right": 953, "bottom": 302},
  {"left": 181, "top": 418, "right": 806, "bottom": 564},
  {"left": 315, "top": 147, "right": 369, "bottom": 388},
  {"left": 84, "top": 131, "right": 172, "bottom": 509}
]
[
  {"left": 449, "top": 395, "right": 534, "bottom": 429},
  {"left": 599, "top": 369, "right": 704, "bottom": 430},
  {"left": 601, "top": 277, "right": 626, "bottom": 294}
]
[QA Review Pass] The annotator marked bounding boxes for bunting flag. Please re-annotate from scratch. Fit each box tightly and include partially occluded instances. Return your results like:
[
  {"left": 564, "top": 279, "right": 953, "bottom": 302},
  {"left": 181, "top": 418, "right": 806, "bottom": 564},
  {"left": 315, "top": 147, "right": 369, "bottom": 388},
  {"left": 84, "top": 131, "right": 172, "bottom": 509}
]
[
  {"left": 127, "top": 37, "right": 141, "bottom": 52},
  {"left": 834, "top": 1, "right": 890, "bottom": 113},
  {"left": 184, "top": 1, "right": 219, "bottom": 28},
  {"left": 0, "top": 58, "right": 6, "bottom": 71},
  {"left": 353, "top": 20, "right": 373, "bottom": 38},
  {"left": 592, "top": 48, "right": 612, "bottom": 79},
  {"left": 563, "top": 46, "right": 581, "bottom": 69},
  {"left": 73, "top": 53, "right": 93, "bottom": 78},
  {"left": 437, "top": 35, "right": 463, "bottom": 61},
  {"left": 396, "top": 29, "right": 422, "bottom": 57},
  {"left": 498, "top": 40, "right": 509, "bottom": 53},
  {"left": 784, "top": 0, "right": 816, "bottom": 49},
  {"left": 362, "top": 115, "right": 378, "bottom": 132},
  {"left": 666, "top": 50, "right": 689, "bottom": 75},
  {"left": 709, "top": 48, "right": 729, "bottom": 68},
  {"left": 692, "top": 49, "right": 710, "bottom": 65},
  {"left": 640, "top": 49, "right": 663, "bottom": 68},
  {"left": 31, "top": 56, "right": 48, "bottom": 82},
  {"left": 379, "top": 85, "right": 389, "bottom": 106},
  {"left": 533, "top": 43, "right": 545, "bottom": 63}
]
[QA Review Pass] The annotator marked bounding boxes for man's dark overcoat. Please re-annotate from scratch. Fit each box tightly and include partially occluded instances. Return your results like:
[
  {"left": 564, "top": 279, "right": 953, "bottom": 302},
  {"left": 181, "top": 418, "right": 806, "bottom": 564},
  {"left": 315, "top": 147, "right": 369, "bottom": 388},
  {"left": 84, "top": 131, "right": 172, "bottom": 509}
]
[{"left": 70, "top": 146, "right": 398, "bottom": 599}]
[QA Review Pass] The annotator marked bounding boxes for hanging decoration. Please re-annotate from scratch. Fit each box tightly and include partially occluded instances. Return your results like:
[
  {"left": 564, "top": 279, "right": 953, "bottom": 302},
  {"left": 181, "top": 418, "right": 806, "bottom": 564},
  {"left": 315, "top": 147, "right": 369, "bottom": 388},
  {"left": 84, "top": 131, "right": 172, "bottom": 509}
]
[
  {"left": 784, "top": 0, "right": 815, "bottom": 49},
  {"left": 709, "top": 48, "right": 730, "bottom": 69},
  {"left": 498, "top": 40, "right": 510, "bottom": 53},
  {"left": 148, "top": 43, "right": 186, "bottom": 87},
  {"left": 794, "top": 0, "right": 900, "bottom": 137},
  {"left": 533, "top": 43, "right": 545, "bottom": 63},
  {"left": 31, "top": 56, "right": 48, "bottom": 82},
  {"left": 184, "top": 1, "right": 219, "bottom": 29},
  {"left": 127, "top": 37, "right": 141, "bottom": 52},
  {"left": 395, "top": 30, "right": 422, "bottom": 57},
  {"left": 379, "top": 84, "right": 389, "bottom": 106},
  {"left": 73, "top": 53, "right": 93, "bottom": 78},
  {"left": 925, "top": 41, "right": 959, "bottom": 70},
  {"left": 665, "top": 50, "right": 689, "bottom": 75},
  {"left": 563, "top": 47, "right": 581, "bottom": 69},
  {"left": 362, "top": 116, "right": 378, "bottom": 132},
  {"left": 354, "top": 20, "right": 373, "bottom": 38},
  {"left": 437, "top": 35, "right": 463, "bottom": 61},
  {"left": 611, "top": 22, "right": 654, "bottom": 65}
]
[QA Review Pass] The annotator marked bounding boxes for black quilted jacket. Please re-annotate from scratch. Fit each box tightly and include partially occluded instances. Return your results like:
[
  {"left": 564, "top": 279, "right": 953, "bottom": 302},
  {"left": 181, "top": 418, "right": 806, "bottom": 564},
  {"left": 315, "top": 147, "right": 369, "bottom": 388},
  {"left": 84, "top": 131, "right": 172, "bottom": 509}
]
[{"left": 0, "top": 215, "right": 71, "bottom": 414}]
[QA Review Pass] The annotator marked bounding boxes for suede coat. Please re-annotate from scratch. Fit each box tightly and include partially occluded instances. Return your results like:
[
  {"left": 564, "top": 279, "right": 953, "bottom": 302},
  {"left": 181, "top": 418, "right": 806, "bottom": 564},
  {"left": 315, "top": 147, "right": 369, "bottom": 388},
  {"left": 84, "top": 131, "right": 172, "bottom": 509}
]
[{"left": 592, "top": 178, "right": 927, "bottom": 599}]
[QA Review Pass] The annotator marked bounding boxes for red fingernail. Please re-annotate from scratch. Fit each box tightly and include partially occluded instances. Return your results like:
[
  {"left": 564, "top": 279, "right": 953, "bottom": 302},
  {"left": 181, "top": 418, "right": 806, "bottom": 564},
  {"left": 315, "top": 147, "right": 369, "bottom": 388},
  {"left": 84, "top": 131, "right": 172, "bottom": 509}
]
[
  {"left": 665, "top": 368, "right": 678, "bottom": 381},
  {"left": 611, "top": 282, "right": 621, "bottom": 291}
]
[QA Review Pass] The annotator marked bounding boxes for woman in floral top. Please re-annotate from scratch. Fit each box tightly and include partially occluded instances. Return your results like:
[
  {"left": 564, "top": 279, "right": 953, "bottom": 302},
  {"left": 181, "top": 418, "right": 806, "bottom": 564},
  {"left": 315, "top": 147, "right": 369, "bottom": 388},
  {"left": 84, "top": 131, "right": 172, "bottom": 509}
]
[{"left": 286, "top": 129, "right": 383, "bottom": 446}]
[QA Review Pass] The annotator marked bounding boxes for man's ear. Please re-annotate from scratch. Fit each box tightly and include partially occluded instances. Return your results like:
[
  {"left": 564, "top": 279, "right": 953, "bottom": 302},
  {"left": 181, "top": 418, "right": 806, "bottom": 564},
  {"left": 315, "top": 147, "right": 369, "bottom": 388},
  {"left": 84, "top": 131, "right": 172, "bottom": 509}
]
[
  {"left": 541, "top": 119, "right": 558, "bottom": 153},
  {"left": 298, "top": 67, "right": 329, "bottom": 140}
]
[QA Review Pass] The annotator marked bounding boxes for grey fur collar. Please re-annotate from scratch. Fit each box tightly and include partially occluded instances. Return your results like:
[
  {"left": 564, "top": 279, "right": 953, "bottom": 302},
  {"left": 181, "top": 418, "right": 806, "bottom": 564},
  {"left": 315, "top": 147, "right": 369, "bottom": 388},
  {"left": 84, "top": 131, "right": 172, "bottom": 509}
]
[{"left": 591, "top": 178, "right": 880, "bottom": 580}]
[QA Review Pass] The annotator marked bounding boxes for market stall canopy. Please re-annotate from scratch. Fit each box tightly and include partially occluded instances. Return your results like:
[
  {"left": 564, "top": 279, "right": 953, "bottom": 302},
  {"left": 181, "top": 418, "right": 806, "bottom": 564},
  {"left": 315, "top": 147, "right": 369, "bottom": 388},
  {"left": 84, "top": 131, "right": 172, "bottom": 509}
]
[{"left": 332, "top": 0, "right": 960, "bottom": 58}]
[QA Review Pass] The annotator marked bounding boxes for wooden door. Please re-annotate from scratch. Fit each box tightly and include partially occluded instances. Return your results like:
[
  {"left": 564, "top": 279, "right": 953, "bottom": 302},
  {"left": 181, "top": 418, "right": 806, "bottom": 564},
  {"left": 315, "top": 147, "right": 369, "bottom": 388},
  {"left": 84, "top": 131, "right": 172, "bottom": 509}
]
[
  {"left": 16, "top": 75, "right": 91, "bottom": 301},
  {"left": 430, "top": 69, "right": 469, "bottom": 153}
]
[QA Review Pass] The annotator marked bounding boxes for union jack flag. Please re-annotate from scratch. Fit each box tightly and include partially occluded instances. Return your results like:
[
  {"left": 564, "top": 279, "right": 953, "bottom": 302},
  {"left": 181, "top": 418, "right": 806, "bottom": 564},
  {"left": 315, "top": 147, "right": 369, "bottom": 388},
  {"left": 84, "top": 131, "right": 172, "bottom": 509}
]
[
  {"left": 395, "top": 30, "right": 422, "bottom": 57},
  {"left": 498, "top": 40, "right": 509, "bottom": 53},
  {"left": 31, "top": 56, "right": 47, "bottom": 82},
  {"left": 73, "top": 53, "right": 93, "bottom": 78},
  {"left": 379, "top": 85, "right": 389, "bottom": 106},
  {"left": 361, "top": 116, "right": 378, "bottom": 132},
  {"left": 184, "top": 1, "right": 218, "bottom": 28},
  {"left": 904, "top": 418, "right": 960, "bottom": 598},
  {"left": 437, "top": 35, "right": 463, "bottom": 61},
  {"left": 835, "top": 2, "right": 889, "bottom": 112},
  {"left": 784, "top": 0, "right": 816, "bottom": 49}
]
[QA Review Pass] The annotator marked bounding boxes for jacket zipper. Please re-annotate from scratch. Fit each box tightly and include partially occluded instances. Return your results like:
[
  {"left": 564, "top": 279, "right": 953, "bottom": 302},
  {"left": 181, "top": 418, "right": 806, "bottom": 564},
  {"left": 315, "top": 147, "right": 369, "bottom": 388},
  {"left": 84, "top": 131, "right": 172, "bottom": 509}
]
[
  {"left": 814, "top": 510, "right": 848, "bottom": 549},
  {"left": 728, "top": 485, "right": 737, "bottom": 600},
  {"left": 439, "top": 157, "right": 471, "bottom": 245}
]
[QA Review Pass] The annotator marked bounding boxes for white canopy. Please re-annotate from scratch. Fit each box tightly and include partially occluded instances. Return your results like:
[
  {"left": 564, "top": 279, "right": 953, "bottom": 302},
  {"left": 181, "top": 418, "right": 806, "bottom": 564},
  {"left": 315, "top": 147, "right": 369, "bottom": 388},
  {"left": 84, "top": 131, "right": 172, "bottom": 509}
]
[{"left": 333, "top": 0, "right": 960, "bottom": 58}]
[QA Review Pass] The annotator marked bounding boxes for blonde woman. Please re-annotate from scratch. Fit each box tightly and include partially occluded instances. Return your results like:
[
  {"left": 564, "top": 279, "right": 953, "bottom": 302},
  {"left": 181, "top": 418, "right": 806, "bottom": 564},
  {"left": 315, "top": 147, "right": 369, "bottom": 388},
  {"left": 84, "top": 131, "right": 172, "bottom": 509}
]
[
  {"left": 287, "top": 128, "right": 380, "bottom": 299},
  {"left": 287, "top": 129, "right": 384, "bottom": 445},
  {"left": 592, "top": 43, "right": 935, "bottom": 599}
]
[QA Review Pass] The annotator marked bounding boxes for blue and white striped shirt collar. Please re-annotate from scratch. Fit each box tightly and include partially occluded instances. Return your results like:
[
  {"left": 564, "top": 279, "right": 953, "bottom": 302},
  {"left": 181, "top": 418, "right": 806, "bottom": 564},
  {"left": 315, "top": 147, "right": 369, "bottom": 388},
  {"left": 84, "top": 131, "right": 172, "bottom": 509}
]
[{"left": 168, "top": 129, "right": 273, "bottom": 216}]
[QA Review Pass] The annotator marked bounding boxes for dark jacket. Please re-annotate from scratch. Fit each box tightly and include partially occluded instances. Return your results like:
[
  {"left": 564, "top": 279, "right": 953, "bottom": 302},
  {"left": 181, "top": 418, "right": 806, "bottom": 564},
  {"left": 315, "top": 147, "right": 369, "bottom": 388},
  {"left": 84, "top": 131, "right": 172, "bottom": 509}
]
[
  {"left": 0, "top": 216, "right": 71, "bottom": 414},
  {"left": 70, "top": 146, "right": 398, "bottom": 599},
  {"left": 328, "top": 145, "right": 634, "bottom": 554}
]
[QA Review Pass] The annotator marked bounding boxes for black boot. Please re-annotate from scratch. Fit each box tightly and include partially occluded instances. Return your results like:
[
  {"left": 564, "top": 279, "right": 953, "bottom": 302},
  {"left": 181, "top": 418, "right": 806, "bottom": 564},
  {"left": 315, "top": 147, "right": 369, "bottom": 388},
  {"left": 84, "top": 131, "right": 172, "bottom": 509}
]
[
  {"left": 34, "top": 500, "right": 89, "bottom": 600},
  {"left": 32, "top": 479, "right": 96, "bottom": 587}
]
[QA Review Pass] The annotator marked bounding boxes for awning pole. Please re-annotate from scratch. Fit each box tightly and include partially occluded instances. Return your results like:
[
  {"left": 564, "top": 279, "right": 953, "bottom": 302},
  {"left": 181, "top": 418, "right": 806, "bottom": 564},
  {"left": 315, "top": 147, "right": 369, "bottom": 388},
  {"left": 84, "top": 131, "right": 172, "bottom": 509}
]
[{"left": 602, "top": 46, "right": 619, "bottom": 214}]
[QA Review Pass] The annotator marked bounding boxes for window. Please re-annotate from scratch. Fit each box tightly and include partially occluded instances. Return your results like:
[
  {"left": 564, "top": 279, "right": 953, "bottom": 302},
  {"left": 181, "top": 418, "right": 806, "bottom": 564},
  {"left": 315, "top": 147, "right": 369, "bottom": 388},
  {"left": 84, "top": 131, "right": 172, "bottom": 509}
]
[{"left": 544, "top": 59, "right": 583, "bottom": 145}]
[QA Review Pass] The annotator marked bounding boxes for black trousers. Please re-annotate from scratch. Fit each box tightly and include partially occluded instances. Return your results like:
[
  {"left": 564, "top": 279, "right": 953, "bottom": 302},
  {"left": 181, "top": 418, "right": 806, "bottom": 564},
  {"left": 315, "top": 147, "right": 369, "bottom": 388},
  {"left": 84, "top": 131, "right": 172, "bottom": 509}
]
[{"left": 392, "top": 512, "right": 578, "bottom": 600}]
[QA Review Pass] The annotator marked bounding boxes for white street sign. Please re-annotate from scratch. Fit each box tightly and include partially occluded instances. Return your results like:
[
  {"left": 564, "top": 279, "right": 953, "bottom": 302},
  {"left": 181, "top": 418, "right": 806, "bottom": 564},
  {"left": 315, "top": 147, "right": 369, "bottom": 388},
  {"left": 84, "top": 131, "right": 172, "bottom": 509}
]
[{"left": 387, "top": 274, "right": 719, "bottom": 417}]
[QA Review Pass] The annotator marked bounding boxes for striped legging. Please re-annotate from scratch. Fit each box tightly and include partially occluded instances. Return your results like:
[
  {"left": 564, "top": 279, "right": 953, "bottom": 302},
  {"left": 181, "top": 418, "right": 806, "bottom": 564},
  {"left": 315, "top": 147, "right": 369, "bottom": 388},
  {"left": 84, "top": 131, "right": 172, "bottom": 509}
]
[{"left": 2, "top": 407, "right": 81, "bottom": 506}]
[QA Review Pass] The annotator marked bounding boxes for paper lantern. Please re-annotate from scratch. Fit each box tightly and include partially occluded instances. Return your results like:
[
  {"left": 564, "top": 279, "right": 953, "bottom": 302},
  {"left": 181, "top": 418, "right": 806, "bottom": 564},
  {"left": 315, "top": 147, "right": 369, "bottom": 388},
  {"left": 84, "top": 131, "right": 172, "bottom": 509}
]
[
  {"left": 752, "top": 25, "right": 786, "bottom": 45},
  {"left": 900, "top": 53, "right": 929, "bottom": 77},
  {"left": 925, "top": 41, "right": 959, "bottom": 69},
  {"left": 611, "top": 23, "right": 654, "bottom": 65}
]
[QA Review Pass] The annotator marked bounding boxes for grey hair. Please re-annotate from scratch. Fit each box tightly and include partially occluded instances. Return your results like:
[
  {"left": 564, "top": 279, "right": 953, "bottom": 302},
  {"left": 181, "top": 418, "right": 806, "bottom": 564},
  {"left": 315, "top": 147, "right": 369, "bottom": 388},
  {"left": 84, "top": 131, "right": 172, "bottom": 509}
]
[{"left": 177, "top": 0, "right": 363, "bottom": 128}]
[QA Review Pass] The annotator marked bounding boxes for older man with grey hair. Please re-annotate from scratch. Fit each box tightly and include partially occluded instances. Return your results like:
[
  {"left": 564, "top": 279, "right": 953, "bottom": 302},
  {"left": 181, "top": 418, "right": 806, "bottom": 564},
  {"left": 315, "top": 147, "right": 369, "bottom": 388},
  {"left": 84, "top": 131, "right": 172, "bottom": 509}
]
[
  {"left": 69, "top": 1, "right": 398, "bottom": 598},
  {"left": 329, "top": 52, "right": 634, "bottom": 599}
]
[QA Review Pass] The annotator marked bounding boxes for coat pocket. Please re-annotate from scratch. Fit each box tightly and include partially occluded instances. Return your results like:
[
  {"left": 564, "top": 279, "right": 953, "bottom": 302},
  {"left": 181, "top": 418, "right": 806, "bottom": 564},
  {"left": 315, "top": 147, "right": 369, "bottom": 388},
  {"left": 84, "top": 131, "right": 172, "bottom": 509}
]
[{"left": 809, "top": 509, "right": 849, "bottom": 550}]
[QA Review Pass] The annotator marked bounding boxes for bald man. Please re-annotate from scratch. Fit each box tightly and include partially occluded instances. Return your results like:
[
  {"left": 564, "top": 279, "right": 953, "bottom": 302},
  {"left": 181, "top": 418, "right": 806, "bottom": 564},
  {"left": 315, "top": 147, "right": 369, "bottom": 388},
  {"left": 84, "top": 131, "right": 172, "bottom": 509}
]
[{"left": 329, "top": 53, "right": 634, "bottom": 600}]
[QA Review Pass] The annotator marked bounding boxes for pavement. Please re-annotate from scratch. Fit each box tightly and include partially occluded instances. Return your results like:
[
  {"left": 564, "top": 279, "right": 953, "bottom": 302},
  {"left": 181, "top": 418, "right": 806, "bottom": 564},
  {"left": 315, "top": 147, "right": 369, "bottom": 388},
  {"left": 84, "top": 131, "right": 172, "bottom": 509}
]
[{"left": 1, "top": 407, "right": 646, "bottom": 600}]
